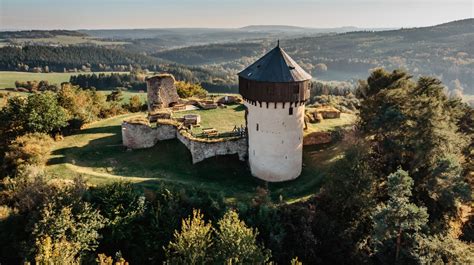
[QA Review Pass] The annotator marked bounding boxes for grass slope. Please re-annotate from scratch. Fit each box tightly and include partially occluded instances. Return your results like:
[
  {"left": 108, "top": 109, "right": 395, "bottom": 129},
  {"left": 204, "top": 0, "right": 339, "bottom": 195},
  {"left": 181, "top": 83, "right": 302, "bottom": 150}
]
[
  {"left": 0, "top": 71, "right": 129, "bottom": 89},
  {"left": 174, "top": 104, "right": 246, "bottom": 134},
  {"left": 46, "top": 113, "right": 352, "bottom": 202},
  {"left": 305, "top": 113, "right": 357, "bottom": 134}
]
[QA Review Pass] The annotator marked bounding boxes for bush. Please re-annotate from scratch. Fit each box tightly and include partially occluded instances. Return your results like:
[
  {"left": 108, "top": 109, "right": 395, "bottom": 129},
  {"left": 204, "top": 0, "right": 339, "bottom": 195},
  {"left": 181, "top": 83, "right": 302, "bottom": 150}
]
[
  {"left": 176, "top": 81, "right": 207, "bottom": 98},
  {"left": 4, "top": 133, "right": 53, "bottom": 173},
  {"left": 125, "top": 95, "right": 144, "bottom": 112}
]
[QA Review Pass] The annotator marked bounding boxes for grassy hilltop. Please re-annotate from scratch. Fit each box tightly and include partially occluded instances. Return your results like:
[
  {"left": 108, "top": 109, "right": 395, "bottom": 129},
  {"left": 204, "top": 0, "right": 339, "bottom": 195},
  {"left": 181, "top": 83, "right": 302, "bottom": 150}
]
[{"left": 46, "top": 107, "right": 354, "bottom": 202}]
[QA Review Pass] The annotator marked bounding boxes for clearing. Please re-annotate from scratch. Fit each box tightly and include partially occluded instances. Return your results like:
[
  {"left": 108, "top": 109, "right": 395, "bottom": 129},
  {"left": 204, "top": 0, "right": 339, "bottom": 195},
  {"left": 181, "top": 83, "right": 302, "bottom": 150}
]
[
  {"left": 173, "top": 104, "right": 246, "bottom": 135},
  {"left": 46, "top": 108, "right": 356, "bottom": 202},
  {"left": 0, "top": 71, "right": 146, "bottom": 108},
  {"left": 0, "top": 71, "right": 128, "bottom": 89}
]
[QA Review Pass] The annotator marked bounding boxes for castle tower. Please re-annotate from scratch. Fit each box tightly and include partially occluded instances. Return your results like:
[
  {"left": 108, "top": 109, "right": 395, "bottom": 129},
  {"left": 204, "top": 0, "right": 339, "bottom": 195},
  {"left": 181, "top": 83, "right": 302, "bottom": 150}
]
[{"left": 239, "top": 43, "right": 312, "bottom": 182}]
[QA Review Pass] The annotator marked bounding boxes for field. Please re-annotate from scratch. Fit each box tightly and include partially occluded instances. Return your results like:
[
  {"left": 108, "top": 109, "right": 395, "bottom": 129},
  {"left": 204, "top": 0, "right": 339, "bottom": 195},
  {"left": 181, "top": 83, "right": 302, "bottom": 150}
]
[
  {"left": 0, "top": 71, "right": 130, "bottom": 89},
  {"left": 46, "top": 110, "right": 355, "bottom": 202},
  {"left": 0, "top": 71, "right": 143, "bottom": 108}
]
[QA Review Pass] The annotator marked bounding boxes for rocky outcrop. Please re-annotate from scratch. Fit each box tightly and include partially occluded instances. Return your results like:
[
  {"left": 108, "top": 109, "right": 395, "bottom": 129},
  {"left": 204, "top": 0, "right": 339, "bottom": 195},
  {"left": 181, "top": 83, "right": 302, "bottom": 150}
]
[{"left": 146, "top": 74, "right": 179, "bottom": 111}]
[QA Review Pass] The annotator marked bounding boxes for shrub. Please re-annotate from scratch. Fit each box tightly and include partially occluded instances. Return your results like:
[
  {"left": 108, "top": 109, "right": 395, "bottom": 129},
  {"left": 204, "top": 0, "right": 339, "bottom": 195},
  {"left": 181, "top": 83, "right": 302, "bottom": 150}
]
[
  {"left": 176, "top": 81, "right": 207, "bottom": 98},
  {"left": 164, "top": 209, "right": 213, "bottom": 264},
  {"left": 125, "top": 95, "right": 144, "bottom": 112},
  {"left": 4, "top": 133, "right": 53, "bottom": 174}
]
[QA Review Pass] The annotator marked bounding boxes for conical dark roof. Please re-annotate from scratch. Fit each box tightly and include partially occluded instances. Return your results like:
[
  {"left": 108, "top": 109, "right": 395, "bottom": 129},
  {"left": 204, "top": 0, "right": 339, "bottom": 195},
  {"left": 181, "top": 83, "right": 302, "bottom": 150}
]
[{"left": 238, "top": 45, "right": 312, "bottom": 83}]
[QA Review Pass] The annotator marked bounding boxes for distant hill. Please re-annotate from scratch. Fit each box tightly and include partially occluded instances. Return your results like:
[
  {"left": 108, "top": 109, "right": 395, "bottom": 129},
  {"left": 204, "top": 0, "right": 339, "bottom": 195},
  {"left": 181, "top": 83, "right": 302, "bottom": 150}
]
[
  {"left": 0, "top": 45, "right": 235, "bottom": 87},
  {"left": 240, "top": 25, "right": 314, "bottom": 32},
  {"left": 0, "top": 30, "right": 87, "bottom": 39},
  {"left": 80, "top": 26, "right": 383, "bottom": 53},
  {"left": 1, "top": 19, "right": 472, "bottom": 93},
  {"left": 153, "top": 19, "right": 474, "bottom": 93},
  {"left": 240, "top": 25, "right": 385, "bottom": 33}
]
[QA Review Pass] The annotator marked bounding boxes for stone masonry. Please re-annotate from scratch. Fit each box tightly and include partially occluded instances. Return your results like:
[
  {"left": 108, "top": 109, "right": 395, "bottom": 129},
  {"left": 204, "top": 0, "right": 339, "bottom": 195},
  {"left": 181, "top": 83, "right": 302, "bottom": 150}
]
[
  {"left": 122, "top": 120, "right": 248, "bottom": 163},
  {"left": 146, "top": 74, "right": 180, "bottom": 112}
]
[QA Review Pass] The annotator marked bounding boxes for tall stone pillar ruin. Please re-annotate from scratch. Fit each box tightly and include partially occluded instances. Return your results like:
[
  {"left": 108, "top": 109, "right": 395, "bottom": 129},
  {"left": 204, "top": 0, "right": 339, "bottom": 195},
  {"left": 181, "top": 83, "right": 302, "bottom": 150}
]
[{"left": 146, "top": 74, "right": 180, "bottom": 112}]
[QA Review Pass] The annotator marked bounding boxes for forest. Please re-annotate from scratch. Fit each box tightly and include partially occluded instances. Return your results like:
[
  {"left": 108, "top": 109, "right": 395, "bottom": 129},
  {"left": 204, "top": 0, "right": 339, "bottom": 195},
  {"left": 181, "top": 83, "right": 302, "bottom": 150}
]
[
  {"left": 1, "top": 19, "right": 472, "bottom": 95},
  {"left": 0, "top": 46, "right": 236, "bottom": 91},
  {"left": 0, "top": 68, "right": 472, "bottom": 264},
  {"left": 153, "top": 19, "right": 474, "bottom": 94}
]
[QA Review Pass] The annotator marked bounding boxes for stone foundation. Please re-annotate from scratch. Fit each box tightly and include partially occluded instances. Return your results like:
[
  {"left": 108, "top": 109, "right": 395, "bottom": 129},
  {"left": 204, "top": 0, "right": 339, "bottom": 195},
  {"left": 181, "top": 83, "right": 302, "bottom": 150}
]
[
  {"left": 177, "top": 130, "right": 247, "bottom": 164},
  {"left": 122, "top": 119, "right": 247, "bottom": 164}
]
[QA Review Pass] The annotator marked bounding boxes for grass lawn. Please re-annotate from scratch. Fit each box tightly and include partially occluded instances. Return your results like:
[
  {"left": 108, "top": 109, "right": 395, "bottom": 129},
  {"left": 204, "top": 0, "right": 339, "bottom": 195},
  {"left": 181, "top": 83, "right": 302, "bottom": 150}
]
[
  {"left": 305, "top": 113, "right": 357, "bottom": 134},
  {"left": 173, "top": 104, "right": 246, "bottom": 134},
  {"left": 0, "top": 71, "right": 129, "bottom": 89},
  {"left": 0, "top": 71, "right": 146, "bottom": 108},
  {"left": 46, "top": 112, "right": 352, "bottom": 202},
  {"left": 0, "top": 89, "right": 146, "bottom": 109}
]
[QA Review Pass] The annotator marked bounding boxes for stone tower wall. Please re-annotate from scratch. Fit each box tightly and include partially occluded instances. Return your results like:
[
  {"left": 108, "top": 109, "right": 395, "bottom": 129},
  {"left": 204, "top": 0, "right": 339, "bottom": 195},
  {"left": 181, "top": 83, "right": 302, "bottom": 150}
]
[
  {"left": 245, "top": 101, "right": 305, "bottom": 182},
  {"left": 146, "top": 75, "right": 180, "bottom": 112}
]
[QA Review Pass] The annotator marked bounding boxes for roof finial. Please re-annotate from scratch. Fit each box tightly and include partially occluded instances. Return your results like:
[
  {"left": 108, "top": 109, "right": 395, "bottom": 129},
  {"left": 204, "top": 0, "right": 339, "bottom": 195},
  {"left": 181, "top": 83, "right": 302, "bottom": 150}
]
[{"left": 277, "top": 39, "right": 280, "bottom": 47}]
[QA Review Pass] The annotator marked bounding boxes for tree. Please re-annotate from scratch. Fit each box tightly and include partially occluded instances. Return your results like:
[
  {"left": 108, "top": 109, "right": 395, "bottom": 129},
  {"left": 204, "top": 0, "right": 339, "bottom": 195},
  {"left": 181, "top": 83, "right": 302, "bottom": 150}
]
[
  {"left": 87, "top": 182, "right": 146, "bottom": 259},
  {"left": 34, "top": 235, "right": 78, "bottom": 264},
  {"left": 312, "top": 144, "right": 377, "bottom": 264},
  {"left": 0, "top": 93, "right": 67, "bottom": 175},
  {"left": 107, "top": 90, "right": 124, "bottom": 102},
  {"left": 164, "top": 209, "right": 213, "bottom": 265},
  {"left": 372, "top": 169, "right": 429, "bottom": 264},
  {"left": 357, "top": 69, "right": 470, "bottom": 231},
  {"left": 4, "top": 133, "right": 53, "bottom": 174},
  {"left": 415, "top": 234, "right": 474, "bottom": 264},
  {"left": 215, "top": 210, "right": 271, "bottom": 264},
  {"left": 126, "top": 95, "right": 143, "bottom": 112},
  {"left": 176, "top": 81, "right": 207, "bottom": 98},
  {"left": 314, "top": 63, "right": 328, "bottom": 73}
]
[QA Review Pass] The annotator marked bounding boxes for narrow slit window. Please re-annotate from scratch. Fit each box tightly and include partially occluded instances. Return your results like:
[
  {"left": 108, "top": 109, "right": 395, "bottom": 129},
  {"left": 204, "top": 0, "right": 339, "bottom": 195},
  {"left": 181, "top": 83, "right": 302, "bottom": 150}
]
[
  {"left": 289, "top": 107, "right": 293, "bottom": 115},
  {"left": 256, "top": 123, "right": 259, "bottom": 131}
]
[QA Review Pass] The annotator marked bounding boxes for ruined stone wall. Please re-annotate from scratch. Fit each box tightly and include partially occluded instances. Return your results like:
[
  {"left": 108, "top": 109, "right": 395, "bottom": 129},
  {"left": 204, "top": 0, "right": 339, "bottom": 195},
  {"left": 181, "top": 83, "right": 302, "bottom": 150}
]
[
  {"left": 122, "top": 122, "right": 160, "bottom": 149},
  {"left": 146, "top": 74, "right": 180, "bottom": 112},
  {"left": 156, "top": 124, "right": 177, "bottom": 140},
  {"left": 177, "top": 130, "right": 248, "bottom": 164},
  {"left": 122, "top": 119, "right": 247, "bottom": 164}
]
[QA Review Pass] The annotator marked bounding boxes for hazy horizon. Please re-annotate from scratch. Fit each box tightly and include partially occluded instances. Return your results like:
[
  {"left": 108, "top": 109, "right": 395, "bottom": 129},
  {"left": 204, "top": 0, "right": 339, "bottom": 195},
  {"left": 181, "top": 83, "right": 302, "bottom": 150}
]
[{"left": 1, "top": 0, "right": 472, "bottom": 31}]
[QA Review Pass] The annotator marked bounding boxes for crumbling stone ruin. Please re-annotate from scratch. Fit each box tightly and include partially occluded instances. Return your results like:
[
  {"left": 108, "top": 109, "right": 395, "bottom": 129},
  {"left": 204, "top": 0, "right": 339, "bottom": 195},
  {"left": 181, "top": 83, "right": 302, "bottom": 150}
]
[
  {"left": 146, "top": 74, "right": 180, "bottom": 112},
  {"left": 305, "top": 106, "right": 341, "bottom": 124},
  {"left": 121, "top": 118, "right": 247, "bottom": 163},
  {"left": 123, "top": 74, "right": 248, "bottom": 163}
]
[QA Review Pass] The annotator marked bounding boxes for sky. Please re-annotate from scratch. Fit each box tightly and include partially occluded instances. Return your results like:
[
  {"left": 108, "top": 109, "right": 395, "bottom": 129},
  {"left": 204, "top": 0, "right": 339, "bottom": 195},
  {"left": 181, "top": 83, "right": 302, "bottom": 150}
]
[{"left": 0, "top": 0, "right": 473, "bottom": 30}]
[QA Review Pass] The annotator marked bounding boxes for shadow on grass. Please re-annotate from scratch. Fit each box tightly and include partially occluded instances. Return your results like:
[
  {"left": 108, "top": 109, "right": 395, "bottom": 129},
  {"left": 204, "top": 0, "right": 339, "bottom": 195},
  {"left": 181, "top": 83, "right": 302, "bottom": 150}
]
[
  {"left": 48, "top": 121, "right": 344, "bottom": 201},
  {"left": 232, "top": 104, "right": 246, "bottom": 112}
]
